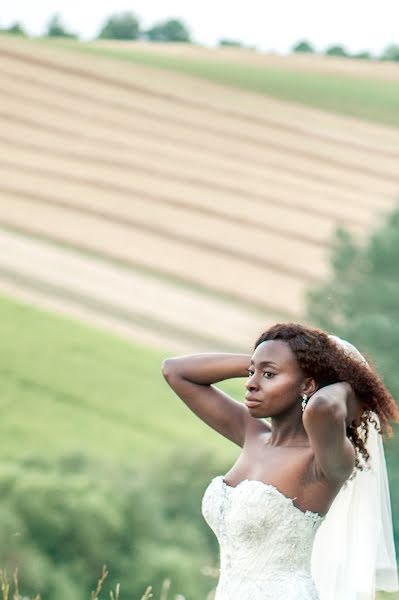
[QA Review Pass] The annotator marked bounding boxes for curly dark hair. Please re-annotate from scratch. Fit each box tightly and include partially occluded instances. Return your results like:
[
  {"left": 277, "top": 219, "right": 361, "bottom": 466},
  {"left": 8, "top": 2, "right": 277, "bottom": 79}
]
[{"left": 254, "top": 322, "right": 399, "bottom": 480}]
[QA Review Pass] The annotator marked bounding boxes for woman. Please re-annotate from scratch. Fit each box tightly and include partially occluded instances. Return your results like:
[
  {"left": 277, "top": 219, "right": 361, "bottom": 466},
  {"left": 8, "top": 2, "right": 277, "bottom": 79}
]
[{"left": 162, "top": 322, "right": 399, "bottom": 599}]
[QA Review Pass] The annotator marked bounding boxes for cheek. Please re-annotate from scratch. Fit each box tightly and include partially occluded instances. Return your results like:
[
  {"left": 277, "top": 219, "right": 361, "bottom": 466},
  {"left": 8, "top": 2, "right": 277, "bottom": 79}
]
[{"left": 267, "top": 376, "right": 301, "bottom": 398}]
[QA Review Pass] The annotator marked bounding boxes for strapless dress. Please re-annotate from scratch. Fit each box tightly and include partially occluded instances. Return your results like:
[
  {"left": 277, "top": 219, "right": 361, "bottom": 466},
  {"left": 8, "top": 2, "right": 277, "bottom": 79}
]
[{"left": 201, "top": 475, "right": 326, "bottom": 599}]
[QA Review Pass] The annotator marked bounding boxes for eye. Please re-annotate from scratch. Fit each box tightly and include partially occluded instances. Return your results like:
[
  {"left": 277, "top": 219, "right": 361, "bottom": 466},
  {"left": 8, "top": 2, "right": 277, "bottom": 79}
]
[
  {"left": 247, "top": 369, "right": 254, "bottom": 376},
  {"left": 263, "top": 371, "right": 275, "bottom": 378}
]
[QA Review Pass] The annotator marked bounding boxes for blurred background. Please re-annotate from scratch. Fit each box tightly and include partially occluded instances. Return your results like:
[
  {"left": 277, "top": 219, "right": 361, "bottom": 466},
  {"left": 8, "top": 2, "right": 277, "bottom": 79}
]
[{"left": 0, "top": 1, "right": 399, "bottom": 598}]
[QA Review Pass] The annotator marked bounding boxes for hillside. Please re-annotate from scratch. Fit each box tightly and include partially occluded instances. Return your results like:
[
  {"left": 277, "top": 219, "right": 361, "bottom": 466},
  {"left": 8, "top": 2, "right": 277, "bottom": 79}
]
[
  {"left": 1, "top": 35, "right": 399, "bottom": 352},
  {"left": 0, "top": 294, "right": 240, "bottom": 463}
]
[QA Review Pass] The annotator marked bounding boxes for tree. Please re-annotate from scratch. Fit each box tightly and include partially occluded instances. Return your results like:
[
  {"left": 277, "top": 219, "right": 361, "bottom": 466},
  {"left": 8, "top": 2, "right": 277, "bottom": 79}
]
[
  {"left": 307, "top": 210, "right": 399, "bottom": 422},
  {"left": 306, "top": 203, "right": 399, "bottom": 545},
  {"left": 4, "top": 21, "right": 27, "bottom": 36},
  {"left": 306, "top": 203, "right": 399, "bottom": 402},
  {"left": 324, "top": 44, "right": 348, "bottom": 57},
  {"left": 45, "top": 13, "right": 78, "bottom": 38},
  {"left": 146, "top": 18, "right": 191, "bottom": 43},
  {"left": 97, "top": 11, "right": 140, "bottom": 40},
  {"left": 292, "top": 40, "right": 315, "bottom": 53},
  {"left": 380, "top": 44, "right": 399, "bottom": 62}
]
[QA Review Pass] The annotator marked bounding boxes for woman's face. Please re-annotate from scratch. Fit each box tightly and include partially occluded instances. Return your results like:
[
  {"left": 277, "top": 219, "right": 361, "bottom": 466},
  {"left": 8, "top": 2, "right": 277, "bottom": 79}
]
[{"left": 245, "top": 340, "right": 309, "bottom": 416}]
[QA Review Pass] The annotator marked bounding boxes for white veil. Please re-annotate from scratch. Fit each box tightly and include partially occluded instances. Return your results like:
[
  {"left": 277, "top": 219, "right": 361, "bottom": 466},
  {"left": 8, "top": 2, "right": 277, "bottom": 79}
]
[{"left": 311, "top": 335, "right": 399, "bottom": 599}]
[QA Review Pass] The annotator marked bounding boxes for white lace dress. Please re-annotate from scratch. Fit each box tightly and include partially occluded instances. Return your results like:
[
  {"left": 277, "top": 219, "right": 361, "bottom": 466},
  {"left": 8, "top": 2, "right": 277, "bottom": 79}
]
[{"left": 201, "top": 475, "right": 326, "bottom": 599}]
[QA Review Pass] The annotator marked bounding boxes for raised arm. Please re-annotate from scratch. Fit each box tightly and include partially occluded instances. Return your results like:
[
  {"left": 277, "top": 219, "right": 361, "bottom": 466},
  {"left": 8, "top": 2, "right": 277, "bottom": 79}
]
[
  {"left": 302, "top": 382, "right": 364, "bottom": 484},
  {"left": 162, "top": 353, "right": 253, "bottom": 447}
]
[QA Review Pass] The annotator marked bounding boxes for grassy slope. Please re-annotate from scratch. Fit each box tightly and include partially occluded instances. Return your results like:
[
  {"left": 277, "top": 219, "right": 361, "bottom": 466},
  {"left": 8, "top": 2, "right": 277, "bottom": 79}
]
[
  {"left": 38, "top": 38, "right": 399, "bottom": 129},
  {"left": 0, "top": 293, "right": 241, "bottom": 465},
  {"left": 2, "top": 291, "right": 399, "bottom": 594}
]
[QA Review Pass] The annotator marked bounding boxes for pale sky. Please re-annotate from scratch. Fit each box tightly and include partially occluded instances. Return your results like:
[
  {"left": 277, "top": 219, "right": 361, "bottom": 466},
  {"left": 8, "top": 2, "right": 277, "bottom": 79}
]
[{"left": 1, "top": 0, "right": 398, "bottom": 55}]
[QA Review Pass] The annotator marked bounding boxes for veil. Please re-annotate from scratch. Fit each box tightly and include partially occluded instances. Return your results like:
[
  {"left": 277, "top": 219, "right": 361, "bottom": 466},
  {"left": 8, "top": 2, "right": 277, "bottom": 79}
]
[{"left": 310, "top": 335, "right": 399, "bottom": 599}]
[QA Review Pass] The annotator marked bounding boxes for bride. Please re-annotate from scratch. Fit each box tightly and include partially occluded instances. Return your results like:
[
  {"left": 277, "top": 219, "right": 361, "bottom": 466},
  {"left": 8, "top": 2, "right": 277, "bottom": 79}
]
[{"left": 162, "top": 322, "right": 399, "bottom": 599}]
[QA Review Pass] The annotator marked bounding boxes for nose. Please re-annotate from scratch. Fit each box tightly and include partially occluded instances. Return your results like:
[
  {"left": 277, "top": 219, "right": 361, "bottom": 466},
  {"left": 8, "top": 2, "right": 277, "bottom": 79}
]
[{"left": 245, "top": 374, "right": 259, "bottom": 391}]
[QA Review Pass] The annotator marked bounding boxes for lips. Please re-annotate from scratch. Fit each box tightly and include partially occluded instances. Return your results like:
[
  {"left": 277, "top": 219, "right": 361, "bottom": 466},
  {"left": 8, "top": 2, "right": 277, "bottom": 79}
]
[
  {"left": 245, "top": 396, "right": 262, "bottom": 407},
  {"left": 245, "top": 395, "right": 260, "bottom": 402}
]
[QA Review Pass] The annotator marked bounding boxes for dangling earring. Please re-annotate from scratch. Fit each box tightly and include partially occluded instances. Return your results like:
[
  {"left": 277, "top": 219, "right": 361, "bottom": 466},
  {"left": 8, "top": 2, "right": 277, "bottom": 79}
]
[{"left": 301, "top": 394, "right": 308, "bottom": 413}]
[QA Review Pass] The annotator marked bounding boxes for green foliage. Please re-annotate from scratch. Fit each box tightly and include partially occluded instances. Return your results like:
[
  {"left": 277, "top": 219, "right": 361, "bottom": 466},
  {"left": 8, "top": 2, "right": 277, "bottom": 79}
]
[
  {"left": 351, "top": 50, "right": 372, "bottom": 60},
  {"left": 292, "top": 40, "right": 315, "bottom": 53},
  {"left": 0, "top": 447, "right": 224, "bottom": 600},
  {"left": 306, "top": 202, "right": 399, "bottom": 553},
  {"left": 97, "top": 12, "right": 140, "bottom": 41},
  {"left": 381, "top": 44, "right": 399, "bottom": 62},
  {"left": 219, "top": 39, "right": 243, "bottom": 48},
  {"left": 0, "top": 294, "right": 244, "bottom": 598},
  {"left": 45, "top": 13, "right": 78, "bottom": 39},
  {"left": 3, "top": 22, "right": 27, "bottom": 36},
  {"left": 325, "top": 44, "right": 348, "bottom": 57},
  {"left": 145, "top": 19, "right": 191, "bottom": 43}
]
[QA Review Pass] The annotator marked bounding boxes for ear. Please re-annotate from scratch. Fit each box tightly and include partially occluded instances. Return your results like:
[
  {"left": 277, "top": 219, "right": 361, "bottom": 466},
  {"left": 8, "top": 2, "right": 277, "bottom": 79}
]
[{"left": 302, "top": 377, "right": 318, "bottom": 397}]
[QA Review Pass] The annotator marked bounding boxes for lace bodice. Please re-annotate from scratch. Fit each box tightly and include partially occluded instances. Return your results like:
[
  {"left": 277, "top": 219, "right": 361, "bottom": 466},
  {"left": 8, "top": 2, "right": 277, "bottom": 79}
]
[{"left": 201, "top": 475, "right": 326, "bottom": 599}]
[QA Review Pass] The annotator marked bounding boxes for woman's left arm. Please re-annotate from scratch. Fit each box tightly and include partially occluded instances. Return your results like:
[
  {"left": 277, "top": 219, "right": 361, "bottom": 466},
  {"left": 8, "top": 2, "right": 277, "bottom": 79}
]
[
  {"left": 302, "top": 383, "right": 364, "bottom": 484},
  {"left": 307, "top": 382, "right": 364, "bottom": 428}
]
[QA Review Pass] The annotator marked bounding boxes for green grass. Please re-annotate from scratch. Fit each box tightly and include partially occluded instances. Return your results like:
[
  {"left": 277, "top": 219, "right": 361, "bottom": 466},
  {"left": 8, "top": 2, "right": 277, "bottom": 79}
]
[
  {"left": 35, "top": 37, "right": 399, "bottom": 129},
  {"left": 0, "top": 293, "right": 241, "bottom": 466},
  {"left": 0, "top": 294, "right": 398, "bottom": 597}
]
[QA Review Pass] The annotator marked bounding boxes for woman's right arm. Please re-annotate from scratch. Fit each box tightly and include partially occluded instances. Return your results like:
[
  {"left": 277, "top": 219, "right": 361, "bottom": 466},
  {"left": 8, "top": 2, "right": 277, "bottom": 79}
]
[{"left": 162, "top": 353, "right": 252, "bottom": 447}]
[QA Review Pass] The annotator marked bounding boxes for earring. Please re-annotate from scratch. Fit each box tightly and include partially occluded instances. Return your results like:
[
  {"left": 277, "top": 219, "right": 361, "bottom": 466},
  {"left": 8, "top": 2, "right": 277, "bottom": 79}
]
[{"left": 301, "top": 394, "right": 308, "bottom": 413}]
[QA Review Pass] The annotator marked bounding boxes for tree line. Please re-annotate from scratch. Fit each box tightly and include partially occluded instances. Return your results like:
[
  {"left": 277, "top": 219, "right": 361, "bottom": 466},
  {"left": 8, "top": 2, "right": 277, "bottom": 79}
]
[
  {"left": 1, "top": 11, "right": 398, "bottom": 61},
  {"left": 0, "top": 12, "right": 191, "bottom": 43}
]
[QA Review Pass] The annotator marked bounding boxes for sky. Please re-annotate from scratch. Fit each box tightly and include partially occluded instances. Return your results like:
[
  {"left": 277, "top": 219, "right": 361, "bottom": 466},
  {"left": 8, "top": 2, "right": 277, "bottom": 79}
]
[{"left": 1, "top": 0, "right": 398, "bottom": 55}]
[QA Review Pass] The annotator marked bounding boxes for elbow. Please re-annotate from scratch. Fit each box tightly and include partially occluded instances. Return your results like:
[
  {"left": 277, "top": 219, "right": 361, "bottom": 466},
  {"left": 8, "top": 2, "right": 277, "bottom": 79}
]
[
  {"left": 161, "top": 357, "right": 178, "bottom": 380},
  {"left": 305, "top": 394, "right": 346, "bottom": 421}
]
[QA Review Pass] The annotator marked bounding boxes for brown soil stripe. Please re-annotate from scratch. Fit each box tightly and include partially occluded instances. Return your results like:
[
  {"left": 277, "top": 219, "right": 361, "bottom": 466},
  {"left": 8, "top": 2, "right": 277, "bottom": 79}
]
[
  {"left": 0, "top": 154, "right": 366, "bottom": 280},
  {"left": 0, "top": 227, "right": 281, "bottom": 350},
  {"left": 0, "top": 162, "right": 334, "bottom": 250},
  {"left": 2, "top": 85, "right": 395, "bottom": 199},
  {"left": 2, "top": 103, "right": 390, "bottom": 212},
  {"left": 0, "top": 108, "right": 388, "bottom": 225},
  {"left": 0, "top": 221, "right": 287, "bottom": 324},
  {"left": 0, "top": 278, "right": 200, "bottom": 354},
  {"left": 2, "top": 65, "right": 398, "bottom": 185},
  {"left": 0, "top": 184, "right": 323, "bottom": 284},
  {"left": 0, "top": 195, "right": 307, "bottom": 316},
  {"left": 0, "top": 266, "right": 243, "bottom": 352},
  {"left": 0, "top": 132, "right": 369, "bottom": 239},
  {"left": 2, "top": 45, "right": 398, "bottom": 159}
]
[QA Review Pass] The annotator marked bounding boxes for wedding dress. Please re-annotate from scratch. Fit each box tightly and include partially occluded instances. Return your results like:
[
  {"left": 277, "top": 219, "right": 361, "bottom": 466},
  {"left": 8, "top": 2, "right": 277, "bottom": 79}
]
[
  {"left": 201, "top": 475, "right": 325, "bottom": 599},
  {"left": 200, "top": 336, "right": 399, "bottom": 598}
]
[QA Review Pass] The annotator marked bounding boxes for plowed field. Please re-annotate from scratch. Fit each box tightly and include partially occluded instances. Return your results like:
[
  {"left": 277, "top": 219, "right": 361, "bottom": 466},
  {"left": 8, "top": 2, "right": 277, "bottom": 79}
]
[{"left": 1, "top": 35, "right": 398, "bottom": 352}]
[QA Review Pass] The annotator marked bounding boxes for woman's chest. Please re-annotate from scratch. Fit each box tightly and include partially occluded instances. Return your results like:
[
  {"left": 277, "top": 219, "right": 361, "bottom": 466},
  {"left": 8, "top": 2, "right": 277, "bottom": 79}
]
[{"left": 225, "top": 432, "right": 315, "bottom": 491}]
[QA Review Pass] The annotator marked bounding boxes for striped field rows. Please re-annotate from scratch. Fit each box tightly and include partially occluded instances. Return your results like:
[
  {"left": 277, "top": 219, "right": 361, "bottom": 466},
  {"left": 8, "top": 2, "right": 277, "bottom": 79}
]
[{"left": 1, "top": 36, "right": 398, "bottom": 351}]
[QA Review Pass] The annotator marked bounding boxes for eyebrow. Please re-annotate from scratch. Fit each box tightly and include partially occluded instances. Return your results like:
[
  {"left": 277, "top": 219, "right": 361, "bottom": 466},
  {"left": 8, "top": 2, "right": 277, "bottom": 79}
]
[{"left": 249, "top": 360, "right": 279, "bottom": 367}]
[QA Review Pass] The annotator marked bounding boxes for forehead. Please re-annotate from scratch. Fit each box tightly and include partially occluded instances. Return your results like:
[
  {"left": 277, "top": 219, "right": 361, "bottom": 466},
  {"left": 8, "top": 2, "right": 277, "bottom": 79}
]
[{"left": 252, "top": 340, "right": 297, "bottom": 367}]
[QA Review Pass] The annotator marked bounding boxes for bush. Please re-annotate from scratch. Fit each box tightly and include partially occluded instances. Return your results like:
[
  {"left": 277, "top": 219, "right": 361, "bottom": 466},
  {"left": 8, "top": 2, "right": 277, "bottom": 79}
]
[
  {"left": 324, "top": 44, "right": 348, "bottom": 57},
  {"left": 0, "top": 447, "right": 223, "bottom": 599},
  {"left": 97, "top": 12, "right": 141, "bottom": 40},
  {"left": 380, "top": 44, "right": 399, "bottom": 62},
  {"left": 292, "top": 40, "right": 315, "bottom": 53},
  {"left": 45, "top": 13, "right": 78, "bottom": 39},
  {"left": 145, "top": 19, "right": 191, "bottom": 43},
  {"left": 3, "top": 22, "right": 27, "bottom": 36}
]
